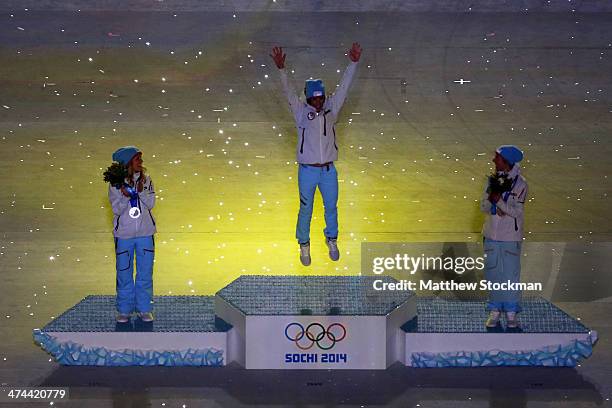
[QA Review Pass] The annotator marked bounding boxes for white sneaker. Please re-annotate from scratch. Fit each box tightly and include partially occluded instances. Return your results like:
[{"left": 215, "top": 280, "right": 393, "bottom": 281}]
[
  {"left": 506, "top": 312, "right": 519, "bottom": 328},
  {"left": 299, "top": 242, "right": 311, "bottom": 266},
  {"left": 485, "top": 310, "right": 501, "bottom": 328},
  {"left": 326, "top": 238, "right": 340, "bottom": 261},
  {"left": 138, "top": 312, "right": 154, "bottom": 322},
  {"left": 116, "top": 313, "right": 130, "bottom": 323}
]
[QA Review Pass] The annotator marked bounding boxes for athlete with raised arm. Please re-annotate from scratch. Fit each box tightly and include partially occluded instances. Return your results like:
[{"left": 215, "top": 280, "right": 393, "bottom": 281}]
[{"left": 271, "top": 43, "right": 362, "bottom": 266}]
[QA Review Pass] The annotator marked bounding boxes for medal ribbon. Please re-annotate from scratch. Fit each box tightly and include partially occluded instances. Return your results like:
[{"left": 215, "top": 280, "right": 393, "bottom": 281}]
[{"left": 124, "top": 184, "right": 139, "bottom": 208}]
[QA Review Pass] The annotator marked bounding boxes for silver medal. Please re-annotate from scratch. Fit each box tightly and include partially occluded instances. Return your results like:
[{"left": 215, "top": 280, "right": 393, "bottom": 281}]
[{"left": 129, "top": 207, "right": 141, "bottom": 219}]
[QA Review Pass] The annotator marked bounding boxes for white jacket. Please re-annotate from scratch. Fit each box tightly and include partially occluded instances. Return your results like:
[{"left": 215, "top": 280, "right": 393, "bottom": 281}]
[
  {"left": 109, "top": 172, "right": 157, "bottom": 239},
  {"left": 278, "top": 61, "right": 358, "bottom": 164},
  {"left": 480, "top": 164, "right": 528, "bottom": 241}
]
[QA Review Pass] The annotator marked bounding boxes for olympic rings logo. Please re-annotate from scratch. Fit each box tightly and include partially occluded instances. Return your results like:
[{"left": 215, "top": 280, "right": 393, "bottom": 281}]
[{"left": 284, "top": 322, "right": 347, "bottom": 350}]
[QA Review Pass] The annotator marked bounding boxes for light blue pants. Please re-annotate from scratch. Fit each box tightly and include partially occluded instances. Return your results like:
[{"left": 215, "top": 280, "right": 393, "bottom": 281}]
[
  {"left": 484, "top": 238, "right": 522, "bottom": 313},
  {"left": 115, "top": 235, "right": 154, "bottom": 314},
  {"left": 296, "top": 163, "right": 339, "bottom": 244}
]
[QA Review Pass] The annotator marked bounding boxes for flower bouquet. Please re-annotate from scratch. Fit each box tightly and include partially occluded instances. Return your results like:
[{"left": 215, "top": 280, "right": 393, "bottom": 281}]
[
  {"left": 103, "top": 162, "right": 140, "bottom": 218},
  {"left": 103, "top": 162, "right": 128, "bottom": 189},
  {"left": 487, "top": 173, "right": 513, "bottom": 215}
]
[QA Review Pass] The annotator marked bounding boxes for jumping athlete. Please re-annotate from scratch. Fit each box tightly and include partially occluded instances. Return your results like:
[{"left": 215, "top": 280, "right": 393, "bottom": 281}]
[{"left": 270, "top": 43, "right": 362, "bottom": 266}]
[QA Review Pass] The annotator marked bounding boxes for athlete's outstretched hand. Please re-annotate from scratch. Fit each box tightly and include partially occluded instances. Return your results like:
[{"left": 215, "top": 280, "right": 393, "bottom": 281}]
[
  {"left": 348, "top": 42, "right": 362, "bottom": 62},
  {"left": 270, "top": 46, "right": 286, "bottom": 69}
]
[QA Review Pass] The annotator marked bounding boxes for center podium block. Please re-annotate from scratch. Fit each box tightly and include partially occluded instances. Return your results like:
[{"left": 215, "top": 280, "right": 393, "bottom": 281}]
[{"left": 215, "top": 275, "right": 416, "bottom": 369}]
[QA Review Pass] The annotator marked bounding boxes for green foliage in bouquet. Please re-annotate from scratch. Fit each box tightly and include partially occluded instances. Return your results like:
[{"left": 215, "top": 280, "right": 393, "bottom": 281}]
[
  {"left": 103, "top": 162, "right": 128, "bottom": 188},
  {"left": 488, "top": 173, "right": 514, "bottom": 194}
]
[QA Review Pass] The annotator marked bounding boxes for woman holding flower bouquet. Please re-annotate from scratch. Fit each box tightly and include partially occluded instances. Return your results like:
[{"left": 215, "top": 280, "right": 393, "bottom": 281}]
[
  {"left": 104, "top": 146, "right": 157, "bottom": 323},
  {"left": 480, "top": 145, "right": 528, "bottom": 329}
]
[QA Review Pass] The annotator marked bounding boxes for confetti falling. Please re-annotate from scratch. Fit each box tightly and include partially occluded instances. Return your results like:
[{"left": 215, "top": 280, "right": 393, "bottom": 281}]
[{"left": 0, "top": 4, "right": 611, "bottom": 406}]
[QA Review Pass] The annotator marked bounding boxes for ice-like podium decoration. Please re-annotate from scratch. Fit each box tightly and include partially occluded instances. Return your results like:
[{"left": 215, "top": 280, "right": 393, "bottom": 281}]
[
  {"left": 33, "top": 296, "right": 230, "bottom": 366},
  {"left": 33, "top": 276, "right": 597, "bottom": 368}
]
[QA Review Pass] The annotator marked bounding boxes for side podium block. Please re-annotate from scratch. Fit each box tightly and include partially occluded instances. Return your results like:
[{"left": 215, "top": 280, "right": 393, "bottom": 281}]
[
  {"left": 403, "top": 297, "right": 598, "bottom": 367},
  {"left": 33, "top": 296, "right": 231, "bottom": 366}
]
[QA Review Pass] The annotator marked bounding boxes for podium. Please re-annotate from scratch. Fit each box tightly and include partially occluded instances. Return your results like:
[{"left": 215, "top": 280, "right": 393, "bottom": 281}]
[{"left": 34, "top": 276, "right": 597, "bottom": 368}]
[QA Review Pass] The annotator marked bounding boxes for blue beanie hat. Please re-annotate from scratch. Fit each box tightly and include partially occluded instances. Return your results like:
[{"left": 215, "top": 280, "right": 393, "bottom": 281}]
[
  {"left": 305, "top": 79, "right": 325, "bottom": 99},
  {"left": 112, "top": 146, "right": 141, "bottom": 166},
  {"left": 496, "top": 145, "right": 523, "bottom": 165}
]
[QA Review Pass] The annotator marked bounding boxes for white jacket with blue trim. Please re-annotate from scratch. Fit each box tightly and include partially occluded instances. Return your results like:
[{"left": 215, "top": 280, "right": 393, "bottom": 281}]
[
  {"left": 109, "top": 172, "right": 157, "bottom": 239},
  {"left": 480, "top": 164, "right": 528, "bottom": 242},
  {"left": 278, "top": 61, "right": 358, "bottom": 164}
]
